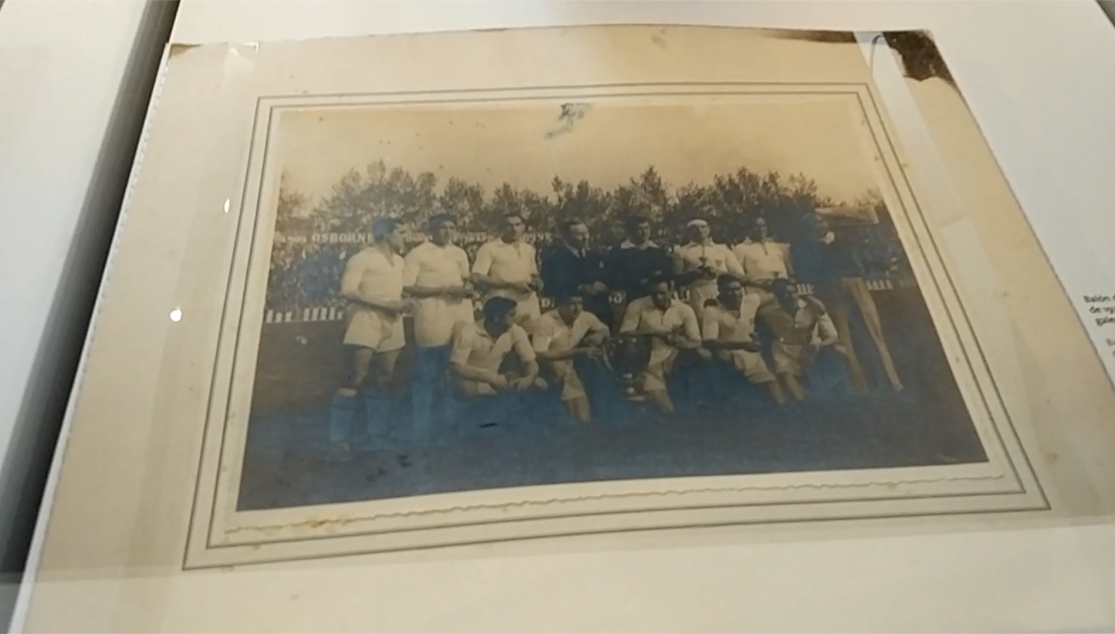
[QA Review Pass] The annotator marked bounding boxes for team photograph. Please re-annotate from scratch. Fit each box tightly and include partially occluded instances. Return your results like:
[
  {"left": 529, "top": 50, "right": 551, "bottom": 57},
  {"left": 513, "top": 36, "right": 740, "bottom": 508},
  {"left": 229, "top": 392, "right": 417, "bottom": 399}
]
[{"left": 237, "top": 101, "right": 986, "bottom": 511}]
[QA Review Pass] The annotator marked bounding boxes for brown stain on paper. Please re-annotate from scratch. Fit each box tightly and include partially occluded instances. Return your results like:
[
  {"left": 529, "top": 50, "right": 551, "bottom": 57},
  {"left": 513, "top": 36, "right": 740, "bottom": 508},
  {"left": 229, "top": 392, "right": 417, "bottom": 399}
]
[
  {"left": 773, "top": 29, "right": 857, "bottom": 44},
  {"left": 884, "top": 30, "right": 957, "bottom": 87},
  {"left": 774, "top": 28, "right": 956, "bottom": 88}
]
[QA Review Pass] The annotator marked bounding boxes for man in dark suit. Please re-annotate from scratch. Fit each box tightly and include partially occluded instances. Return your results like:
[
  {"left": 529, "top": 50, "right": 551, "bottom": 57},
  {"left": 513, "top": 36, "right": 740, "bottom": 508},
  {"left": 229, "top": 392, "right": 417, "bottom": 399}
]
[
  {"left": 790, "top": 211, "right": 903, "bottom": 392},
  {"left": 540, "top": 219, "right": 612, "bottom": 327},
  {"left": 604, "top": 214, "right": 674, "bottom": 327}
]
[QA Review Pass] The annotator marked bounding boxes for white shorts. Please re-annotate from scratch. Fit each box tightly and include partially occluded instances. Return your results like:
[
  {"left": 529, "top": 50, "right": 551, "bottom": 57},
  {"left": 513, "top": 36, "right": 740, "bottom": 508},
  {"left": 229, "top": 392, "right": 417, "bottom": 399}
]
[
  {"left": 343, "top": 306, "right": 405, "bottom": 352},
  {"left": 687, "top": 282, "right": 718, "bottom": 317},
  {"left": 456, "top": 378, "right": 497, "bottom": 397},
  {"left": 728, "top": 349, "right": 776, "bottom": 384},
  {"left": 550, "top": 360, "right": 587, "bottom": 401},
  {"left": 772, "top": 340, "right": 807, "bottom": 376},
  {"left": 640, "top": 347, "right": 678, "bottom": 393},
  {"left": 514, "top": 294, "right": 541, "bottom": 333}
]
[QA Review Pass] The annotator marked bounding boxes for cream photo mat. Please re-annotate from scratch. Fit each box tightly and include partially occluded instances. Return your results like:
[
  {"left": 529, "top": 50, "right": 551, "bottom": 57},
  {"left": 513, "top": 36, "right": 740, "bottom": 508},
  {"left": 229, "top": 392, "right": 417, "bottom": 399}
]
[{"left": 20, "top": 26, "right": 1115, "bottom": 632}]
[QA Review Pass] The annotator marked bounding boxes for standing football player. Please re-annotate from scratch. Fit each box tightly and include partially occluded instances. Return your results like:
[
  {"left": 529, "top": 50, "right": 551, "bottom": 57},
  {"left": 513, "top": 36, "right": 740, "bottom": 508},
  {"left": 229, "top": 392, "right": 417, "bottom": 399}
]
[
  {"left": 472, "top": 212, "right": 543, "bottom": 334},
  {"left": 402, "top": 212, "right": 475, "bottom": 445},
  {"left": 328, "top": 218, "right": 411, "bottom": 461},
  {"left": 673, "top": 218, "right": 745, "bottom": 318}
]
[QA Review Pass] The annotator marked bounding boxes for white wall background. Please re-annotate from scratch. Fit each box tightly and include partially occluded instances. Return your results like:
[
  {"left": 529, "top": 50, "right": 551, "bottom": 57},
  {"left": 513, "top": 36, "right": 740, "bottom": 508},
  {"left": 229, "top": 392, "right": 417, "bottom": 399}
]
[{"left": 0, "top": 0, "right": 140, "bottom": 561}]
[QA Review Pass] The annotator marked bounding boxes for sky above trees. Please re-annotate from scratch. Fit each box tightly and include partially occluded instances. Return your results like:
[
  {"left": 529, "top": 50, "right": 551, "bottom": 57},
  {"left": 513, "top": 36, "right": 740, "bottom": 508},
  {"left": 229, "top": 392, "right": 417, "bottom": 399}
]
[{"left": 275, "top": 96, "right": 883, "bottom": 210}]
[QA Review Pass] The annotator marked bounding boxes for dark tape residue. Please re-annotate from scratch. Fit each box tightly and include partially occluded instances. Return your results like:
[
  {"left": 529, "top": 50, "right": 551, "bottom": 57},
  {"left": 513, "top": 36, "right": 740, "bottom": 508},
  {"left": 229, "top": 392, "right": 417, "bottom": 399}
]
[{"left": 883, "top": 30, "right": 956, "bottom": 87}]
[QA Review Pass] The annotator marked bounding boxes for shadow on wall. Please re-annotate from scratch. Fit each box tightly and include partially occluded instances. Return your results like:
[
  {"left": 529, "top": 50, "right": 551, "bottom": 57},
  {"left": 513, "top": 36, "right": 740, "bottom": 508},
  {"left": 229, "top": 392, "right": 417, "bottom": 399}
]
[{"left": 0, "top": 1, "right": 180, "bottom": 630}]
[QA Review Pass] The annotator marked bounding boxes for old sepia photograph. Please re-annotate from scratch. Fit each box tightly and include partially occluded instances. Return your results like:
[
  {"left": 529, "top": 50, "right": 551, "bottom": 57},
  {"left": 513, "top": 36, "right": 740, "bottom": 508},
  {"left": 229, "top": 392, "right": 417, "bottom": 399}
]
[{"left": 237, "top": 96, "right": 987, "bottom": 512}]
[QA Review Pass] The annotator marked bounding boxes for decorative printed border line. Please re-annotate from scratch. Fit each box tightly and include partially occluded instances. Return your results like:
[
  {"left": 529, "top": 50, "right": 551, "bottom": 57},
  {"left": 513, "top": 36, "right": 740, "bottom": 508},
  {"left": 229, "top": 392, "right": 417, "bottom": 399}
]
[{"left": 222, "top": 473, "right": 1013, "bottom": 538}]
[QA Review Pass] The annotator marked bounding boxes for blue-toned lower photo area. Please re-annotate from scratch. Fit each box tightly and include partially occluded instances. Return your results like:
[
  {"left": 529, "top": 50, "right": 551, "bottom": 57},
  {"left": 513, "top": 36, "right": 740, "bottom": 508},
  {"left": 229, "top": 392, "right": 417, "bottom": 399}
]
[{"left": 237, "top": 287, "right": 987, "bottom": 511}]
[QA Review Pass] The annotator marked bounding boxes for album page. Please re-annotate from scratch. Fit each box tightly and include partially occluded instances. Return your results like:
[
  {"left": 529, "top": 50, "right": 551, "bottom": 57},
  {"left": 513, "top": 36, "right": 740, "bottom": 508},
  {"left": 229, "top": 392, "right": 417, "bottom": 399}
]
[{"left": 18, "top": 25, "right": 1115, "bottom": 632}]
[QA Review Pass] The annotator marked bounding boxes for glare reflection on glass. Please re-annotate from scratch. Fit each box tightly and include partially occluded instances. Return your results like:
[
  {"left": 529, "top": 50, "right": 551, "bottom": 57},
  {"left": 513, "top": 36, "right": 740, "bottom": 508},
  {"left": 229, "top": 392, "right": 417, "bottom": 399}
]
[{"left": 170, "top": 308, "right": 182, "bottom": 322}]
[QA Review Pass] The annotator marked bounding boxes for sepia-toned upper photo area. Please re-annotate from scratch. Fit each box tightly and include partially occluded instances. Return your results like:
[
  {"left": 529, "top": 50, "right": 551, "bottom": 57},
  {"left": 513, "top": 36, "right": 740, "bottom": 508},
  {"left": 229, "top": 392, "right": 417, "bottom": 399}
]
[{"left": 275, "top": 95, "right": 884, "bottom": 218}]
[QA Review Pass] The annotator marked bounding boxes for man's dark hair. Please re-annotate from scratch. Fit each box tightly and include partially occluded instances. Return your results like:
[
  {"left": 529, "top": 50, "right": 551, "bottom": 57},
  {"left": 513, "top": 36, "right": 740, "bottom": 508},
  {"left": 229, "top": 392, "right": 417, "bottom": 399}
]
[
  {"left": 551, "top": 288, "right": 584, "bottom": 305},
  {"left": 769, "top": 278, "right": 795, "bottom": 296},
  {"left": 802, "top": 211, "right": 827, "bottom": 230},
  {"left": 482, "top": 296, "right": 518, "bottom": 324},
  {"left": 503, "top": 212, "right": 525, "bottom": 224},
  {"left": 372, "top": 218, "right": 400, "bottom": 241},
  {"left": 645, "top": 272, "right": 674, "bottom": 291},
  {"left": 625, "top": 214, "right": 651, "bottom": 233},
  {"left": 428, "top": 212, "right": 456, "bottom": 231},
  {"left": 716, "top": 274, "right": 741, "bottom": 297},
  {"left": 560, "top": 218, "right": 587, "bottom": 235}
]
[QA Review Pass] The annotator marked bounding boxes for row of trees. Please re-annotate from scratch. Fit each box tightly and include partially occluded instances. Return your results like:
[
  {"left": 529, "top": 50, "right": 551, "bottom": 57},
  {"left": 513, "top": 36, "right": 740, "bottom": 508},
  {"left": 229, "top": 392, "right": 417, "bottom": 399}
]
[
  {"left": 264, "top": 162, "right": 913, "bottom": 313},
  {"left": 276, "top": 161, "right": 881, "bottom": 247}
]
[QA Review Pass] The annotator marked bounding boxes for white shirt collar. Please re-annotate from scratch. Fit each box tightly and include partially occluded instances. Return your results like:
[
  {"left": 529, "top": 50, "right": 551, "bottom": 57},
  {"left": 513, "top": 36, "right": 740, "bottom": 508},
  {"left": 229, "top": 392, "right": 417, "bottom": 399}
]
[{"left": 620, "top": 240, "right": 658, "bottom": 249}]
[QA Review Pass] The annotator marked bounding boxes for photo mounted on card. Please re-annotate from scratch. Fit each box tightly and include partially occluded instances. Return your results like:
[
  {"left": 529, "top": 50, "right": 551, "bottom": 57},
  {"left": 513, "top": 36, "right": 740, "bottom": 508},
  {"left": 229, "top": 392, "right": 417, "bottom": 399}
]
[{"left": 181, "top": 27, "right": 1049, "bottom": 568}]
